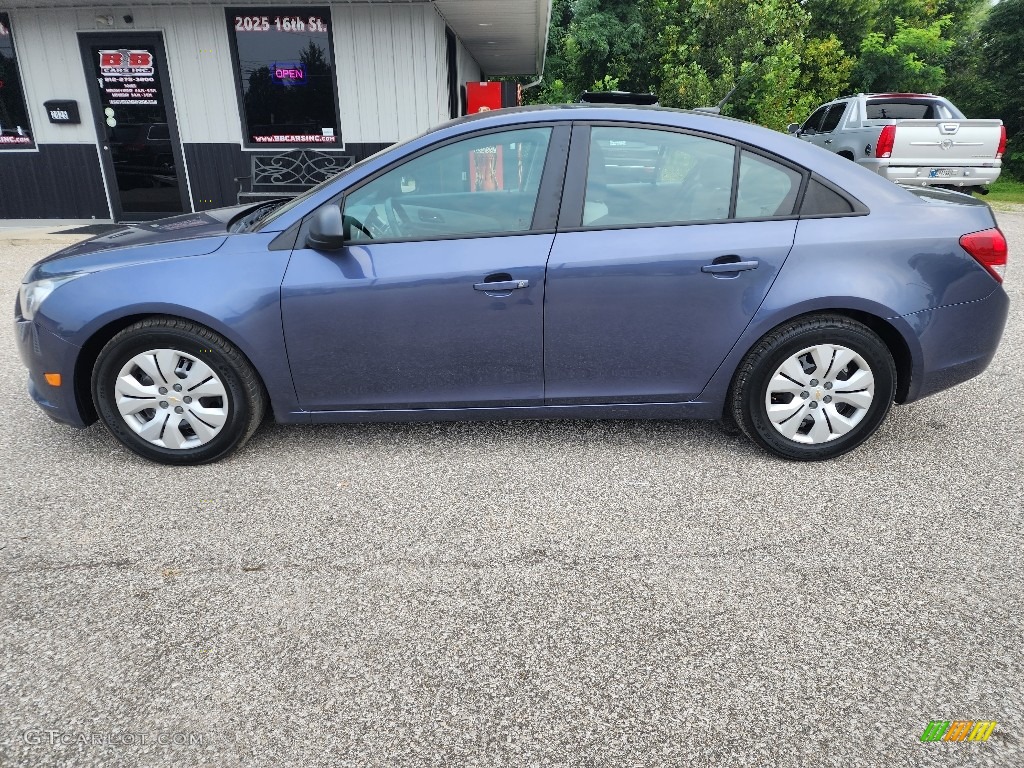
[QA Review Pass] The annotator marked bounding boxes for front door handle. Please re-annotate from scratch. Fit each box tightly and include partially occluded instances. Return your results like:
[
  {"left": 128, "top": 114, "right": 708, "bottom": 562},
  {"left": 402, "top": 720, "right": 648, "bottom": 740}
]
[
  {"left": 474, "top": 279, "right": 529, "bottom": 291},
  {"left": 701, "top": 259, "right": 759, "bottom": 274}
]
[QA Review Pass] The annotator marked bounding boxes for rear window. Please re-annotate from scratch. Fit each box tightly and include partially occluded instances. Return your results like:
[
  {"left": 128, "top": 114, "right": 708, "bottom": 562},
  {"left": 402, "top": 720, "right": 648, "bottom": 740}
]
[{"left": 865, "top": 99, "right": 960, "bottom": 120}]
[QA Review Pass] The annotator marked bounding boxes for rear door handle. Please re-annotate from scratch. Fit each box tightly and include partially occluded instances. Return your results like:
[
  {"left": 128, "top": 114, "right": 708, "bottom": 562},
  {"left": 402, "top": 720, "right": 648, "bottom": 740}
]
[
  {"left": 701, "top": 260, "right": 759, "bottom": 274},
  {"left": 474, "top": 279, "right": 529, "bottom": 291}
]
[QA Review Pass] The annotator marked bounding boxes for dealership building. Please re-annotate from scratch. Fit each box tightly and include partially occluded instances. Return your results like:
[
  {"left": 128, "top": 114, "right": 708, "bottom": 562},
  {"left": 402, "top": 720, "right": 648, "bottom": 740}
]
[{"left": 0, "top": 0, "right": 549, "bottom": 220}]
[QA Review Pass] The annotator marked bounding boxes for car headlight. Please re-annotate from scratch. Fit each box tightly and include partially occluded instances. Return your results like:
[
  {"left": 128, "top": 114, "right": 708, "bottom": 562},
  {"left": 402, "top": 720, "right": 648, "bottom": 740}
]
[{"left": 18, "top": 274, "right": 85, "bottom": 321}]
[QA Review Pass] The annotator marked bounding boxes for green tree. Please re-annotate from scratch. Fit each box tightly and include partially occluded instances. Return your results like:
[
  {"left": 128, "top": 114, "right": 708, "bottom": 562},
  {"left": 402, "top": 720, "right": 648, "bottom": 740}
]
[
  {"left": 528, "top": 0, "right": 661, "bottom": 103},
  {"left": 979, "top": 0, "right": 1024, "bottom": 177},
  {"left": 803, "top": 0, "right": 878, "bottom": 56},
  {"left": 853, "top": 16, "right": 953, "bottom": 93},
  {"left": 658, "top": 0, "right": 816, "bottom": 129},
  {"left": 981, "top": 0, "right": 1024, "bottom": 131},
  {"left": 941, "top": 0, "right": 998, "bottom": 118},
  {"left": 796, "top": 35, "right": 857, "bottom": 113}
]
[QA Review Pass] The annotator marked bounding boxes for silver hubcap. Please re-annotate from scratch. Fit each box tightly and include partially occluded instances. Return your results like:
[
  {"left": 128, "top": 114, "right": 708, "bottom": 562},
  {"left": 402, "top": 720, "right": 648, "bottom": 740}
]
[
  {"left": 114, "top": 349, "right": 229, "bottom": 450},
  {"left": 765, "top": 344, "right": 875, "bottom": 444}
]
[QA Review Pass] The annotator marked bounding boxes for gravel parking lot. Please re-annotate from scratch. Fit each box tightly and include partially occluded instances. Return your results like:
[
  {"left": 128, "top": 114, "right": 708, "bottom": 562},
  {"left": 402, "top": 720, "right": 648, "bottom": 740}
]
[{"left": 1, "top": 212, "right": 1022, "bottom": 767}]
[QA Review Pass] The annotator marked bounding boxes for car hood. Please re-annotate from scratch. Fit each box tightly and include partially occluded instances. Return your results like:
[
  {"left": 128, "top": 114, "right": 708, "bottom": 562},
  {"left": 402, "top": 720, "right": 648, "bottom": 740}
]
[{"left": 24, "top": 206, "right": 255, "bottom": 282}]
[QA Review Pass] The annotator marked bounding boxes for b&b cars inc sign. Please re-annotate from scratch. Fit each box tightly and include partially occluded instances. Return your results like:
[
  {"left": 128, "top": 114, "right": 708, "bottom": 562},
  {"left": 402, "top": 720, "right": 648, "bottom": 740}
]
[
  {"left": 99, "top": 49, "right": 155, "bottom": 76},
  {"left": 98, "top": 49, "right": 159, "bottom": 106}
]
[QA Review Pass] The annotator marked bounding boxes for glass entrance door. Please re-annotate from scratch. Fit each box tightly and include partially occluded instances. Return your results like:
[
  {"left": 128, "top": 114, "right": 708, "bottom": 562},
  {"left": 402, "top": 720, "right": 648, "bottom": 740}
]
[{"left": 80, "top": 34, "right": 186, "bottom": 220}]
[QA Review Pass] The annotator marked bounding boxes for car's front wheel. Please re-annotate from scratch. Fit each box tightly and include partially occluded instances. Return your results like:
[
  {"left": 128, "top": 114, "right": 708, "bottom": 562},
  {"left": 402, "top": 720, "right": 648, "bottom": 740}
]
[
  {"left": 92, "top": 318, "right": 266, "bottom": 465},
  {"left": 729, "top": 315, "right": 896, "bottom": 461}
]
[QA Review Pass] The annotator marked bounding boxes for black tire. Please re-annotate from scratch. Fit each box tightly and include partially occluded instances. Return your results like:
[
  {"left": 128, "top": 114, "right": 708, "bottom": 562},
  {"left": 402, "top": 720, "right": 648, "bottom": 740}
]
[
  {"left": 729, "top": 315, "right": 896, "bottom": 461},
  {"left": 92, "top": 317, "right": 266, "bottom": 465}
]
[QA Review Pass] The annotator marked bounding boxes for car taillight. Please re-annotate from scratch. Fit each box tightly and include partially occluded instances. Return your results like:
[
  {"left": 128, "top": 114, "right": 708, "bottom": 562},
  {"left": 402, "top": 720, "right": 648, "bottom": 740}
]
[
  {"left": 960, "top": 228, "right": 1008, "bottom": 282},
  {"left": 996, "top": 125, "right": 1006, "bottom": 159},
  {"left": 876, "top": 125, "right": 896, "bottom": 158}
]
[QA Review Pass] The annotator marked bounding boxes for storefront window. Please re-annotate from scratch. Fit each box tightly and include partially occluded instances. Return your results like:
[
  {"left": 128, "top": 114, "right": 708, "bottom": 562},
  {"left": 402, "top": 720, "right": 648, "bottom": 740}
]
[
  {"left": 0, "top": 12, "right": 34, "bottom": 149},
  {"left": 227, "top": 7, "right": 340, "bottom": 147}
]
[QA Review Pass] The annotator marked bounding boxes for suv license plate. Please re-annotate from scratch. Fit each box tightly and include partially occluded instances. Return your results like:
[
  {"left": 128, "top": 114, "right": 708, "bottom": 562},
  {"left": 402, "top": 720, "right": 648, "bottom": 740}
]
[{"left": 929, "top": 168, "right": 960, "bottom": 178}]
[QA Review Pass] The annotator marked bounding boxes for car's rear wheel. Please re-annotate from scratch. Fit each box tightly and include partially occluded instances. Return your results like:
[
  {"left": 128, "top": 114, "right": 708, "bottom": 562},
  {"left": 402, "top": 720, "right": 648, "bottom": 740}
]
[
  {"left": 92, "top": 317, "right": 266, "bottom": 465},
  {"left": 729, "top": 315, "right": 896, "bottom": 460}
]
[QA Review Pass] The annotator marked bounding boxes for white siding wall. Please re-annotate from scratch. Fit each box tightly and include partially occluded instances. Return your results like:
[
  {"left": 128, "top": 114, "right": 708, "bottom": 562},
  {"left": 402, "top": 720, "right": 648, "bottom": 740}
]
[
  {"left": 9, "top": 3, "right": 455, "bottom": 149},
  {"left": 8, "top": 8, "right": 98, "bottom": 145},
  {"left": 333, "top": 3, "right": 448, "bottom": 143},
  {"left": 10, "top": 6, "right": 241, "bottom": 146}
]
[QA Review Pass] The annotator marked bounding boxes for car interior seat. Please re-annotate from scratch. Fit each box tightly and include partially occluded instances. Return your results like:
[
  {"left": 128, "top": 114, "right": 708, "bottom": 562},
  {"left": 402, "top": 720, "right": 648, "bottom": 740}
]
[{"left": 583, "top": 142, "right": 611, "bottom": 225}]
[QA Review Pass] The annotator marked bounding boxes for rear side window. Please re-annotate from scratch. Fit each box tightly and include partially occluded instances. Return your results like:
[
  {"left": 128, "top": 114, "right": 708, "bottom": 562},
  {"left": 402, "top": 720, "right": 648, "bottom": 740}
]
[
  {"left": 820, "top": 104, "right": 845, "bottom": 133},
  {"left": 801, "top": 179, "right": 855, "bottom": 216},
  {"left": 736, "top": 151, "right": 802, "bottom": 218},
  {"left": 583, "top": 126, "right": 735, "bottom": 226}
]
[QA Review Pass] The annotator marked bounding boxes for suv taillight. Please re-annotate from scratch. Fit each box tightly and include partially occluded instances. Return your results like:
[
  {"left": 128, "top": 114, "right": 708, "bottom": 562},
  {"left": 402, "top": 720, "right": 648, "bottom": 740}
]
[
  {"left": 960, "top": 228, "right": 1008, "bottom": 283},
  {"left": 876, "top": 125, "right": 896, "bottom": 158},
  {"left": 996, "top": 126, "right": 1006, "bottom": 159}
]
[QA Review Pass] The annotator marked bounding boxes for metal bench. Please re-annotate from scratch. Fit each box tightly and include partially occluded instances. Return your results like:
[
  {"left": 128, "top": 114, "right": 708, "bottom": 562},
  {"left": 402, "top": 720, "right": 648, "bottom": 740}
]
[{"left": 235, "top": 149, "right": 355, "bottom": 204}]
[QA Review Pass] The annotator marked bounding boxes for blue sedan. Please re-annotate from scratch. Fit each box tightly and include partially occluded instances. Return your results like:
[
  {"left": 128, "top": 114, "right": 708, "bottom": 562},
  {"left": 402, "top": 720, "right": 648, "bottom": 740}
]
[{"left": 14, "top": 105, "right": 1010, "bottom": 464}]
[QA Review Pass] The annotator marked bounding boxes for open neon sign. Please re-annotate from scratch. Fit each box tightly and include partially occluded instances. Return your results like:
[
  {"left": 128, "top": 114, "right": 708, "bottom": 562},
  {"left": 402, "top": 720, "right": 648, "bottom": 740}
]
[{"left": 272, "top": 62, "right": 306, "bottom": 86}]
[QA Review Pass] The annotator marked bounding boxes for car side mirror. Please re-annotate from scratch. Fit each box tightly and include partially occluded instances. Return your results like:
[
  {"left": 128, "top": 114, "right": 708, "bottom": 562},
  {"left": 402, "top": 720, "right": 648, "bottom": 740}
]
[
  {"left": 306, "top": 206, "right": 346, "bottom": 251},
  {"left": 787, "top": 123, "right": 801, "bottom": 135}
]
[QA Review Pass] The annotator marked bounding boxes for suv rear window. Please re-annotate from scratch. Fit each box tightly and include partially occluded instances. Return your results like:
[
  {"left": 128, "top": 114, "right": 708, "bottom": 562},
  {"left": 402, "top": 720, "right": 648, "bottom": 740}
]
[{"left": 865, "top": 99, "right": 958, "bottom": 120}]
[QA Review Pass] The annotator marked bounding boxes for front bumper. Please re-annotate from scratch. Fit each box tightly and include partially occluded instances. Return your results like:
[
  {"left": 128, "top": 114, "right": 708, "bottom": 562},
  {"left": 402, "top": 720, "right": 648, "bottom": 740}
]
[
  {"left": 14, "top": 318, "right": 90, "bottom": 428},
  {"left": 903, "top": 288, "right": 1011, "bottom": 403}
]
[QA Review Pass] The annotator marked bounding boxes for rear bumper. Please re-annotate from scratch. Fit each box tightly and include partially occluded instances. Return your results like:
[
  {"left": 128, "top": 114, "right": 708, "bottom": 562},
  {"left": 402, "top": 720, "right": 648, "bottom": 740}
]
[
  {"left": 14, "top": 318, "right": 90, "bottom": 428},
  {"left": 859, "top": 159, "right": 1001, "bottom": 187},
  {"left": 903, "top": 288, "right": 1010, "bottom": 403}
]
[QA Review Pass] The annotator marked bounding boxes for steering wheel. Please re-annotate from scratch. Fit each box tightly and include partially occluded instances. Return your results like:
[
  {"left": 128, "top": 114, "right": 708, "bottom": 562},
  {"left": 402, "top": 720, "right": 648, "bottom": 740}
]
[
  {"left": 384, "top": 197, "right": 408, "bottom": 237},
  {"left": 344, "top": 214, "right": 374, "bottom": 241}
]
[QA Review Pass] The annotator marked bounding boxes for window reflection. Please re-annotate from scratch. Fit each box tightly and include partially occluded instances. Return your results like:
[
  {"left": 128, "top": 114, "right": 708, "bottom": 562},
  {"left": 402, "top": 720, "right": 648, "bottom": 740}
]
[
  {"left": 228, "top": 8, "right": 340, "bottom": 146},
  {"left": 0, "top": 13, "right": 34, "bottom": 149}
]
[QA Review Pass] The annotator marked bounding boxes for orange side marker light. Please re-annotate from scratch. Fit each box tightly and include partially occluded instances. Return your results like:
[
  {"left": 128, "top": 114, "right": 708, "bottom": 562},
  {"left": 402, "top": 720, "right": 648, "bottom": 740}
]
[{"left": 44, "top": 373, "right": 62, "bottom": 386}]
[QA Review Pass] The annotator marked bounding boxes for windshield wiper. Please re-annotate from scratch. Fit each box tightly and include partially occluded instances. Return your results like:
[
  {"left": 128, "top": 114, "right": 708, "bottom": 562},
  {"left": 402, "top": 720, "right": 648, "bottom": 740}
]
[{"left": 234, "top": 201, "right": 285, "bottom": 233}]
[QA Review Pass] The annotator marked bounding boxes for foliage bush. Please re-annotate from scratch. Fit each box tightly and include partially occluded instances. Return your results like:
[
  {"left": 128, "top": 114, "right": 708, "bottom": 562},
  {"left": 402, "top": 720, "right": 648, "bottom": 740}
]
[
  {"left": 1003, "top": 134, "right": 1024, "bottom": 182},
  {"left": 526, "top": 0, "right": 1021, "bottom": 136}
]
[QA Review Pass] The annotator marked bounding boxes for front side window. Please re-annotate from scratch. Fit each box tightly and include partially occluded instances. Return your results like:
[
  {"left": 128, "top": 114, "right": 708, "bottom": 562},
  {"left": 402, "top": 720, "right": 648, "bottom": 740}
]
[
  {"left": 802, "top": 105, "right": 830, "bottom": 134},
  {"left": 0, "top": 13, "right": 34, "bottom": 149},
  {"left": 344, "top": 127, "right": 552, "bottom": 241},
  {"left": 583, "top": 126, "right": 735, "bottom": 227},
  {"left": 227, "top": 8, "right": 340, "bottom": 146}
]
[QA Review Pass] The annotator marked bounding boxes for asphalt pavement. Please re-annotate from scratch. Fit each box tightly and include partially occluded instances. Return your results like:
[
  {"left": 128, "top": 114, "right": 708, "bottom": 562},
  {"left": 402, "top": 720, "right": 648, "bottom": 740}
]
[{"left": 1, "top": 212, "right": 1022, "bottom": 767}]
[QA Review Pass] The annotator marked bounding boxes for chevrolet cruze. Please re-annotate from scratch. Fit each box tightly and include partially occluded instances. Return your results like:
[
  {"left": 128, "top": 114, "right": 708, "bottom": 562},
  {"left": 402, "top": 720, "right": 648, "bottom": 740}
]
[{"left": 14, "top": 105, "right": 1010, "bottom": 464}]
